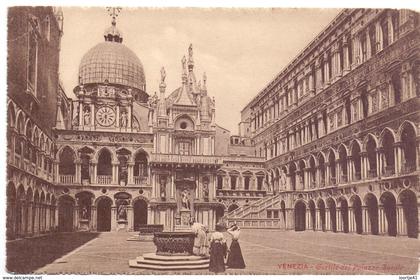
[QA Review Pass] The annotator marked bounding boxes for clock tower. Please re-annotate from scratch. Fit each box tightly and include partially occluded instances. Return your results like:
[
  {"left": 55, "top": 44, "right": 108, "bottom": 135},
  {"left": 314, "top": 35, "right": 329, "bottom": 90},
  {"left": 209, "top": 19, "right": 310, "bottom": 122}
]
[{"left": 70, "top": 9, "right": 148, "bottom": 133}]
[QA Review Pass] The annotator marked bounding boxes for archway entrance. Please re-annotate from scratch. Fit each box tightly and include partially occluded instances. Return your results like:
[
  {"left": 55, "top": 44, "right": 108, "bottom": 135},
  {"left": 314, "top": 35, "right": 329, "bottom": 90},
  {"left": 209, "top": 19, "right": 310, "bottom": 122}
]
[
  {"left": 399, "top": 190, "right": 419, "bottom": 238},
  {"left": 351, "top": 195, "right": 363, "bottom": 234},
  {"left": 380, "top": 192, "right": 397, "bottom": 237},
  {"left": 318, "top": 200, "right": 326, "bottom": 231},
  {"left": 339, "top": 198, "right": 349, "bottom": 233},
  {"left": 97, "top": 197, "right": 112, "bottom": 232},
  {"left": 309, "top": 200, "right": 316, "bottom": 231},
  {"left": 133, "top": 199, "right": 148, "bottom": 231},
  {"left": 365, "top": 194, "right": 379, "bottom": 235},
  {"left": 294, "top": 201, "right": 306, "bottom": 231},
  {"left": 58, "top": 196, "right": 74, "bottom": 232},
  {"left": 327, "top": 198, "right": 337, "bottom": 232}
]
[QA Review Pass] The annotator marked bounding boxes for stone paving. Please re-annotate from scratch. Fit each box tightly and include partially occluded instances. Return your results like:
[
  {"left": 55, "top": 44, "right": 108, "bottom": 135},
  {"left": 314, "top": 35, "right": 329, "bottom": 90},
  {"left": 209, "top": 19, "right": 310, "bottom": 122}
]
[{"left": 33, "top": 230, "right": 420, "bottom": 275}]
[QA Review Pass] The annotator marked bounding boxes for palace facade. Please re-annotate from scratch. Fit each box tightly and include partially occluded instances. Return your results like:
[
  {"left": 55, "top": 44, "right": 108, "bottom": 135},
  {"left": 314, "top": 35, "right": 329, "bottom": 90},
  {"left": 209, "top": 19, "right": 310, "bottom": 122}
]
[
  {"left": 6, "top": 7, "right": 420, "bottom": 240},
  {"left": 228, "top": 9, "right": 420, "bottom": 238}
]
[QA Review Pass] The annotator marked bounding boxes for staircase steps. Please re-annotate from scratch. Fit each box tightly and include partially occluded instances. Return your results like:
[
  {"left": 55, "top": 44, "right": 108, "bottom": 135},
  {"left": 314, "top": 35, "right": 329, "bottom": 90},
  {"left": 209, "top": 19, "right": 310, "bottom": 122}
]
[{"left": 129, "top": 253, "right": 209, "bottom": 270}]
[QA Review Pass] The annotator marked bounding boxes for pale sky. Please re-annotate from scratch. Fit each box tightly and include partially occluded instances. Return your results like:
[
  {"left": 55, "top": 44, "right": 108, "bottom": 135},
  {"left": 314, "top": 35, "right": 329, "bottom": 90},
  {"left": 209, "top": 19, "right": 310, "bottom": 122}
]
[{"left": 59, "top": 7, "right": 341, "bottom": 133}]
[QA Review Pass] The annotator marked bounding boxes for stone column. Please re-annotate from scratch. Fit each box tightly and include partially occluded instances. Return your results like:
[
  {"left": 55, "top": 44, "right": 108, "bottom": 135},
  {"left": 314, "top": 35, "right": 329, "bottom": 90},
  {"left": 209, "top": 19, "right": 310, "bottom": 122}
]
[
  {"left": 375, "top": 148, "right": 381, "bottom": 177},
  {"left": 348, "top": 207, "right": 354, "bottom": 233},
  {"left": 365, "top": 29, "right": 371, "bottom": 60},
  {"left": 306, "top": 209, "right": 311, "bottom": 230},
  {"left": 323, "top": 52, "right": 330, "bottom": 84},
  {"left": 325, "top": 208, "right": 331, "bottom": 231},
  {"left": 111, "top": 206, "right": 117, "bottom": 231},
  {"left": 147, "top": 206, "right": 152, "bottom": 224},
  {"left": 116, "top": 105, "right": 120, "bottom": 128},
  {"left": 362, "top": 206, "right": 370, "bottom": 234},
  {"left": 90, "top": 103, "right": 95, "bottom": 130},
  {"left": 315, "top": 209, "right": 321, "bottom": 231},
  {"left": 127, "top": 161, "right": 134, "bottom": 185},
  {"left": 315, "top": 58, "right": 323, "bottom": 92},
  {"left": 396, "top": 204, "right": 407, "bottom": 236},
  {"left": 127, "top": 206, "right": 133, "bottom": 231},
  {"left": 378, "top": 206, "right": 387, "bottom": 235},
  {"left": 91, "top": 206, "right": 97, "bottom": 231},
  {"left": 91, "top": 160, "right": 97, "bottom": 184},
  {"left": 394, "top": 142, "right": 402, "bottom": 175},
  {"left": 27, "top": 202, "right": 33, "bottom": 236},
  {"left": 74, "top": 205, "right": 79, "bottom": 231},
  {"left": 75, "top": 160, "right": 81, "bottom": 184},
  {"left": 112, "top": 161, "right": 119, "bottom": 185},
  {"left": 336, "top": 208, "right": 342, "bottom": 232},
  {"left": 286, "top": 209, "right": 295, "bottom": 230},
  {"left": 343, "top": 37, "right": 350, "bottom": 73}
]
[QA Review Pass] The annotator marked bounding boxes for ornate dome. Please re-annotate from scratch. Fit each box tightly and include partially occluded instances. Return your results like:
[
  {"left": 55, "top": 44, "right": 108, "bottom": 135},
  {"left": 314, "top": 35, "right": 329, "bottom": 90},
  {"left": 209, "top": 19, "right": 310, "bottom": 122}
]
[{"left": 78, "top": 24, "right": 146, "bottom": 91}]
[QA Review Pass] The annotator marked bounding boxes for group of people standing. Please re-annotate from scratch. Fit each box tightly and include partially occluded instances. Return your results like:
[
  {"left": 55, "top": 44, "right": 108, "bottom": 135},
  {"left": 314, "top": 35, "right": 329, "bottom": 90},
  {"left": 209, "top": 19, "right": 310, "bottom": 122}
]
[{"left": 190, "top": 220, "right": 246, "bottom": 273}]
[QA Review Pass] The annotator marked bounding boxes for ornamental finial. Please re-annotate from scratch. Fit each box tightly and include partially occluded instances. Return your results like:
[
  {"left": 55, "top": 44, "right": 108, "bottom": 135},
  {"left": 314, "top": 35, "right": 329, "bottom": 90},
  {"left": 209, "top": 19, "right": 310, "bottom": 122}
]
[{"left": 106, "top": 7, "right": 121, "bottom": 25}]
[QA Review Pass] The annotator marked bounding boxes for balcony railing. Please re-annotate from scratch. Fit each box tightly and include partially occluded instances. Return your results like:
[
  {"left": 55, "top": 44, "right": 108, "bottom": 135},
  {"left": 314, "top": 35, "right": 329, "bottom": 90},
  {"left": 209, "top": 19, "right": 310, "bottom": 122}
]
[
  {"left": 368, "top": 169, "right": 377, "bottom": 179},
  {"left": 150, "top": 153, "right": 223, "bottom": 165},
  {"left": 216, "top": 189, "right": 266, "bottom": 198},
  {"left": 134, "top": 176, "right": 148, "bottom": 185},
  {"left": 226, "top": 218, "right": 282, "bottom": 229},
  {"left": 97, "top": 175, "right": 112, "bottom": 185},
  {"left": 384, "top": 166, "right": 395, "bottom": 177},
  {"left": 310, "top": 181, "right": 317, "bottom": 189},
  {"left": 401, "top": 163, "right": 416, "bottom": 174},
  {"left": 59, "top": 174, "right": 75, "bottom": 184}
]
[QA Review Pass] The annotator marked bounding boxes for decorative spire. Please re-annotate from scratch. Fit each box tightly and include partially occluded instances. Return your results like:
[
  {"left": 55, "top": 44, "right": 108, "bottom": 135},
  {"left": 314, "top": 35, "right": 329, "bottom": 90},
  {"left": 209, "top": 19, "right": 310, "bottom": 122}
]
[
  {"left": 159, "top": 67, "right": 166, "bottom": 97},
  {"left": 158, "top": 67, "right": 167, "bottom": 117},
  {"left": 187, "top": 43, "right": 194, "bottom": 72},
  {"left": 202, "top": 72, "right": 207, "bottom": 91},
  {"left": 181, "top": 56, "right": 187, "bottom": 83},
  {"left": 104, "top": 7, "right": 123, "bottom": 43}
]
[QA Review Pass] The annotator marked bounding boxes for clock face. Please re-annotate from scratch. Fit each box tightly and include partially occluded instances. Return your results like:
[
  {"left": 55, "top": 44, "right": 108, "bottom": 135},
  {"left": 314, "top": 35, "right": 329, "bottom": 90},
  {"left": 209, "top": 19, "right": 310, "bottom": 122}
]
[{"left": 96, "top": 106, "right": 116, "bottom": 127}]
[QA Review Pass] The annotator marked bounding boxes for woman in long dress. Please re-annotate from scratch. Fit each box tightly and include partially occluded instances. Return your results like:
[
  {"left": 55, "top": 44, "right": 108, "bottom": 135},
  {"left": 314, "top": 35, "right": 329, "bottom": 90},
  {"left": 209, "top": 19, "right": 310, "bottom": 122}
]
[
  {"left": 190, "top": 220, "right": 209, "bottom": 257},
  {"left": 226, "top": 224, "right": 246, "bottom": 269},
  {"left": 208, "top": 224, "right": 227, "bottom": 273}
]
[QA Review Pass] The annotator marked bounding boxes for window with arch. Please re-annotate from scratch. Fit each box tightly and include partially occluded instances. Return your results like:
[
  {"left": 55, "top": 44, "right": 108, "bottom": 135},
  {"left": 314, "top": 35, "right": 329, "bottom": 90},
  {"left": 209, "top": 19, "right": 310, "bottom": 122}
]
[{"left": 134, "top": 152, "right": 148, "bottom": 178}]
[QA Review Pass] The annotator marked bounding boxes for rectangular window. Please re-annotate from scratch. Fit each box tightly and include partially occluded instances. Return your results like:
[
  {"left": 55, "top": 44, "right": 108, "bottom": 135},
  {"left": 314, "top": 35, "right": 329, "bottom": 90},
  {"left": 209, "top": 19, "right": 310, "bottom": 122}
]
[
  {"left": 230, "top": 176, "right": 237, "bottom": 190},
  {"left": 217, "top": 176, "right": 223, "bottom": 189},
  {"left": 178, "top": 141, "right": 191, "bottom": 155},
  {"left": 273, "top": 211, "right": 279, "bottom": 219},
  {"left": 267, "top": 210, "right": 272, "bottom": 218},
  {"left": 257, "top": 177, "right": 263, "bottom": 190},
  {"left": 244, "top": 177, "right": 250, "bottom": 190}
]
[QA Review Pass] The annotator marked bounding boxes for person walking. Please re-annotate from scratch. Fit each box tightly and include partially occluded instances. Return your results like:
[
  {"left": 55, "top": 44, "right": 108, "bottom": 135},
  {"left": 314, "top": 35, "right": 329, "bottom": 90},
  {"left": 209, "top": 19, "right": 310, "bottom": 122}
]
[
  {"left": 190, "top": 218, "right": 209, "bottom": 257},
  {"left": 226, "top": 224, "right": 245, "bottom": 269},
  {"left": 208, "top": 223, "right": 227, "bottom": 273}
]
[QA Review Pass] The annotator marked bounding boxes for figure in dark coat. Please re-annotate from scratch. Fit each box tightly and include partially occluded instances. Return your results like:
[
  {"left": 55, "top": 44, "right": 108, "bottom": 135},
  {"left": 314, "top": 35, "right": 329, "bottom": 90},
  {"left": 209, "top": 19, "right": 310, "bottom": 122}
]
[
  {"left": 226, "top": 224, "right": 246, "bottom": 269},
  {"left": 208, "top": 224, "right": 227, "bottom": 273}
]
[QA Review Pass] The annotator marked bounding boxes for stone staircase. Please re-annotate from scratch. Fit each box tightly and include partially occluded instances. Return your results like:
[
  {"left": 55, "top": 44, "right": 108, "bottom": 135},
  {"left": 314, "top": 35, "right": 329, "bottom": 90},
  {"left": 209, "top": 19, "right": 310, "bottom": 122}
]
[
  {"left": 225, "top": 193, "right": 285, "bottom": 229},
  {"left": 129, "top": 253, "right": 209, "bottom": 270},
  {"left": 227, "top": 193, "right": 281, "bottom": 219}
]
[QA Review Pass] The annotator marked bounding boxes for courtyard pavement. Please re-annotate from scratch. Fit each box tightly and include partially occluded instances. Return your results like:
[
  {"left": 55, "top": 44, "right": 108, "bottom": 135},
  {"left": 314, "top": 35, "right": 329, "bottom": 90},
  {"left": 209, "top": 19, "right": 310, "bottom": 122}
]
[{"left": 14, "top": 230, "right": 420, "bottom": 275}]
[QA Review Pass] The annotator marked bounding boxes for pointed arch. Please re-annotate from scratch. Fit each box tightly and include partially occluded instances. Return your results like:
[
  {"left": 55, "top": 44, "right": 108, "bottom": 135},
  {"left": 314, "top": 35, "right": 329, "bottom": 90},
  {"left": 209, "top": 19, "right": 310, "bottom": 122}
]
[{"left": 7, "top": 102, "right": 16, "bottom": 128}]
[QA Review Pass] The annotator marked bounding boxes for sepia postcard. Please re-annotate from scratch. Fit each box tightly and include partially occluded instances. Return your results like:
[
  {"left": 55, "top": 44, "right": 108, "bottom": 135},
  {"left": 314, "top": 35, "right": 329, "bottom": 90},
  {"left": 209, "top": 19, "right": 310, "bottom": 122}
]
[{"left": 2, "top": 1, "right": 420, "bottom": 279}]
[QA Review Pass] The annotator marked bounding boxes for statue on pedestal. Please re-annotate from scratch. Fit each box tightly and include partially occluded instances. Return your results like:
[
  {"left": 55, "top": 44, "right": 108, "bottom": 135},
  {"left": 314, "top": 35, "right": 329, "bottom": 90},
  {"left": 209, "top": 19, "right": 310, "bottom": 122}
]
[
  {"left": 83, "top": 108, "right": 91, "bottom": 126},
  {"left": 117, "top": 202, "right": 127, "bottom": 220},
  {"left": 202, "top": 179, "right": 209, "bottom": 201},
  {"left": 120, "top": 110, "right": 128, "bottom": 128},
  {"left": 160, "top": 177, "right": 166, "bottom": 200},
  {"left": 181, "top": 189, "right": 191, "bottom": 210}
]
